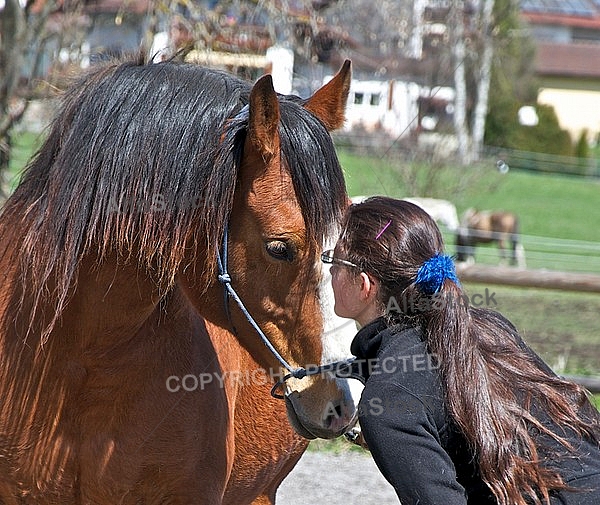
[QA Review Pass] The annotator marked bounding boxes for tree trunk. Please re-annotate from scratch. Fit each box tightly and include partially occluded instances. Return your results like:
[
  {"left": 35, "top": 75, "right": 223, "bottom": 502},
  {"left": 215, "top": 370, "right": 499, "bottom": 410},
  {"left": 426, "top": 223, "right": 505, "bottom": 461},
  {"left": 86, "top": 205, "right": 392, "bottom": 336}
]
[
  {"left": 410, "top": 0, "right": 427, "bottom": 59},
  {"left": 450, "top": 1, "right": 471, "bottom": 164},
  {"left": 470, "top": 0, "right": 495, "bottom": 162},
  {"left": 0, "top": 0, "right": 26, "bottom": 197}
]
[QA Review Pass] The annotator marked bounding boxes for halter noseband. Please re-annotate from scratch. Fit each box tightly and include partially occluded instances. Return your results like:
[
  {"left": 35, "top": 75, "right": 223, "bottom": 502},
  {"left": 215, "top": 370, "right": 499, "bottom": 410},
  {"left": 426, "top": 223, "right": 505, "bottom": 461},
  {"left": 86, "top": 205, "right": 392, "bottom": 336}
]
[{"left": 216, "top": 225, "right": 357, "bottom": 399}]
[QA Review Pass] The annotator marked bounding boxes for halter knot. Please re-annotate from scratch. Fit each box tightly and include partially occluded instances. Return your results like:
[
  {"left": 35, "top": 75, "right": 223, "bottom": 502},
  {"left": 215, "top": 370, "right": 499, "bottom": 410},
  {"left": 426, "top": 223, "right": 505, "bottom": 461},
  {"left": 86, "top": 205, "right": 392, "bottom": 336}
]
[
  {"left": 290, "top": 368, "right": 308, "bottom": 380},
  {"left": 218, "top": 273, "right": 232, "bottom": 284}
]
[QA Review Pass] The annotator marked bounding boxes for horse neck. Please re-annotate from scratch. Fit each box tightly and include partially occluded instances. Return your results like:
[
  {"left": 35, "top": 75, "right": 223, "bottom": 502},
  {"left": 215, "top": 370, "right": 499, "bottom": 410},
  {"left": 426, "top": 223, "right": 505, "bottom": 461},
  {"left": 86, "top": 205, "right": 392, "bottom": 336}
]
[
  {"left": 0, "top": 246, "right": 239, "bottom": 492},
  {"left": 0, "top": 250, "right": 165, "bottom": 360},
  {"left": 0, "top": 248, "right": 143, "bottom": 463},
  {"left": 64, "top": 253, "right": 164, "bottom": 350}
]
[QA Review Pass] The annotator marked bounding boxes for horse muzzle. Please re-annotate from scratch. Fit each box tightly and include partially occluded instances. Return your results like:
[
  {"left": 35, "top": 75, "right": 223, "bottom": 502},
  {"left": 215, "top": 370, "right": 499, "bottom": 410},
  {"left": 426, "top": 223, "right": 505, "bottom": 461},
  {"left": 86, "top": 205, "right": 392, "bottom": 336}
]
[{"left": 282, "top": 376, "right": 358, "bottom": 440}]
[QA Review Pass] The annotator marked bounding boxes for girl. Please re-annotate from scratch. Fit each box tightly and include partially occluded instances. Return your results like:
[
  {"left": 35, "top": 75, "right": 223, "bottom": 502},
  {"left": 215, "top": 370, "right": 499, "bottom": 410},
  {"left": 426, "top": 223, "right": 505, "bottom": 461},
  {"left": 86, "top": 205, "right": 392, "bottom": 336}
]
[{"left": 324, "top": 196, "right": 600, "bottom": 504}]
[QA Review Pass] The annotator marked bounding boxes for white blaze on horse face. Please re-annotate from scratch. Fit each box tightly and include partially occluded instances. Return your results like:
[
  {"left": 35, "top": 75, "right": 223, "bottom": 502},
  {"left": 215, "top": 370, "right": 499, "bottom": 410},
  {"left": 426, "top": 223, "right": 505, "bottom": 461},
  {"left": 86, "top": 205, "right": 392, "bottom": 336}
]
[
  {"left": 319, "top": 261, "right": 358, "bottom": 364},
  {"left": 318, "top": 232, "right": 357, "bottom": 364},
  {"left": 318, "top": 234, "right": 364, "bottom": 404}
]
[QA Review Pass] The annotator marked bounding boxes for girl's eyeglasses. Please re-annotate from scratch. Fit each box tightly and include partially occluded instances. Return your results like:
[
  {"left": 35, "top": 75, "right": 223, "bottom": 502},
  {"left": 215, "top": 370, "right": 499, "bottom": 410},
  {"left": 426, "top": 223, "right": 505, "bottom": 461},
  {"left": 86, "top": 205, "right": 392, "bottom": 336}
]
[{"left": 321, "top": 250, "right": 359, "bottom": 269}]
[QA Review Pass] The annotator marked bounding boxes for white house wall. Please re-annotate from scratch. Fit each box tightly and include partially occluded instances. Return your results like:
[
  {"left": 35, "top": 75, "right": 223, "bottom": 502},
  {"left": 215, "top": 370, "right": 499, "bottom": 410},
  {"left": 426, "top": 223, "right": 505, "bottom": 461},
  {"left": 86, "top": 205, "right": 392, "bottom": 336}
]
[
  {"left": 387, "top": 81, "right": 421, "bottom": 138},
  {"left": 339, "top": 78, "right": 422, "bottom": 138}
]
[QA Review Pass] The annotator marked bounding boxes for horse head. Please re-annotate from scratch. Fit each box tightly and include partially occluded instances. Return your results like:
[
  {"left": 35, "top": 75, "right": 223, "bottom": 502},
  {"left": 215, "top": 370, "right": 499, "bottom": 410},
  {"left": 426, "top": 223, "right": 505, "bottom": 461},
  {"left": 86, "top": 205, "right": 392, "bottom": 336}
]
[{"left": 180, "top": 61, "right": 358, "bottom": 439}]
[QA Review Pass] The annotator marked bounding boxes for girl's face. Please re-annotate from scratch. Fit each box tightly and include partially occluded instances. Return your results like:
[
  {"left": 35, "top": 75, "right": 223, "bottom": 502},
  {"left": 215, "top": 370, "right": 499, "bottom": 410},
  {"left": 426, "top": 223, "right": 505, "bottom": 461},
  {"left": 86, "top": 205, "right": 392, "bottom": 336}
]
[
  {"left": 330, "top": 261, "right": 363, "bottom": 320},
  {"left": 328, "top": 245, "right": 383, "bottom": 326}
]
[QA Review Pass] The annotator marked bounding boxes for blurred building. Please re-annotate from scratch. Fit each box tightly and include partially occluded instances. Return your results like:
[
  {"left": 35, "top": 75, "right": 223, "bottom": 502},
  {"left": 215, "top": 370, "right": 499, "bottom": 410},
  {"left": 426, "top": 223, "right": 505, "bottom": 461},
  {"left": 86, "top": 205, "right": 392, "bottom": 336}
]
[{"left": 521, "top": 0, "right": 600, "bottom": 142}]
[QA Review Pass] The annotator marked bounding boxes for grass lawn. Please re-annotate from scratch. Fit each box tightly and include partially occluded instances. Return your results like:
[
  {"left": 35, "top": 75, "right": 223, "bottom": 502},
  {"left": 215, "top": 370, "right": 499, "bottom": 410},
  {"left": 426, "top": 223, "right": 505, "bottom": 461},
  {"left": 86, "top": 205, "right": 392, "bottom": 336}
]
[
  {"left": 464, "top": 282, "right": 600, "bottom": 376},
  {"left": 7, "top": 130, "right": 44, "bottom": 191},
  {"left": 339, "top": 148, "right": 600, "bottom": 273},
  {"left": 337, "top": 148, "right": 600, "bottom": 242}
]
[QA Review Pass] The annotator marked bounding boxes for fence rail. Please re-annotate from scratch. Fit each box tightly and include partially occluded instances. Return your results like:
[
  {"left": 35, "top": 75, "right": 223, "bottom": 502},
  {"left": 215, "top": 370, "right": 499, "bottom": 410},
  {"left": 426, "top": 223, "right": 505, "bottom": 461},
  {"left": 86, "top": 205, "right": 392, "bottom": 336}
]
[
  {"left": 564, "top": 375, "right": 600, "bottom": 394},
  {"left": 446, "top": 229, "right": 600, "bottom": 275},
  {"left": 483, "top": 146, "right": 600, "bottom": 178},
  {"left": 455, "top": 263, "right": 600, "bottom": 293}
]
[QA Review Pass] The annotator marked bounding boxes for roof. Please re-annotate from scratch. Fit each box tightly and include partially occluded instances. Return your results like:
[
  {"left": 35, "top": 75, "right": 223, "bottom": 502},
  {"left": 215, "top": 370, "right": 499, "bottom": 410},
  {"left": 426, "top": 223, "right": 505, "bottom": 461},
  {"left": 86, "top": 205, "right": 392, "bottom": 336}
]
[
  {"left": 521, "top": 0, "right": 600, "bottom": 29},
  {"left": 520, "top": 1, "right": 600, "bottom": 79},
  {"left": 534, "top": 41, "right": 600, "bottom": 78},
  {"left": 24, "top": 0, "right": 151, "bottom": 15},
  {"left": 521, "top": 0, "right": 599, "bottom": 18}
]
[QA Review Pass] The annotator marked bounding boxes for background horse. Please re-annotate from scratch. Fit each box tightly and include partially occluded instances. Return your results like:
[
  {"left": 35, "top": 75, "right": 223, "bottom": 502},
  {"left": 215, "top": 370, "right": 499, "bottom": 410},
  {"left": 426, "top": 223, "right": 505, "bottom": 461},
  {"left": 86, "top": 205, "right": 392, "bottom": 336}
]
[
  {"left": 353, "top": 196, "right": 459, "bottom": 232},
  {"left": 403, "top": 197, "right": 459, "bottom": 232},
  {"left": 0, "top": 58, "right": 357, "bottom": 504},
  {"left": 456, "top": 208, "right": 526, "bottom": 267}
]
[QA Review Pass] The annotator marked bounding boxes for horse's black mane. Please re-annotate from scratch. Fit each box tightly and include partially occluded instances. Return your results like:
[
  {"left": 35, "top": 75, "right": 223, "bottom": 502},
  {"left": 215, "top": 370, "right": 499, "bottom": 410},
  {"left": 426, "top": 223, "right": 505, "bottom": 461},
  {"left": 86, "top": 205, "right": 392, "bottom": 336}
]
[{"left": 0, "top": 58, "right": 347, "bottom": 334}]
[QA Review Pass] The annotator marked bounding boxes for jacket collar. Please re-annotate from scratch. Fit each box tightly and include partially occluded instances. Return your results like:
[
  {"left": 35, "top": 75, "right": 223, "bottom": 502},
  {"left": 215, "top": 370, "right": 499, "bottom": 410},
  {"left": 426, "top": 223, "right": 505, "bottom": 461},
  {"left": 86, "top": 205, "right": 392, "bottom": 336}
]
[
  {"left": 350, "top": 316, "right": 391, "bottom": 360},
  {"left": 350, "top": 314, "right": 420, "bottom": 361}
]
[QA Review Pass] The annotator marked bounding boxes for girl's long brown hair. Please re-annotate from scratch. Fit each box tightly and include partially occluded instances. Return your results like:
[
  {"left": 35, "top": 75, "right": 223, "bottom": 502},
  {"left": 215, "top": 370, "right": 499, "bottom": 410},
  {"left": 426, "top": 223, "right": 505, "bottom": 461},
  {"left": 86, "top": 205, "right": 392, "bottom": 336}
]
[{"left": 338, "top": 196, "right": 600, "bottom": 505}]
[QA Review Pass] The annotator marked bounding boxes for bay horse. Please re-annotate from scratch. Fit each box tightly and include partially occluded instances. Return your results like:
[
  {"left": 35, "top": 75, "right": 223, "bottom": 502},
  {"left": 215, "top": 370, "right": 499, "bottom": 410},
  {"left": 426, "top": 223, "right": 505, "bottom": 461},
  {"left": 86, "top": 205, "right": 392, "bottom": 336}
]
[
  {"left": 0, "top": 57, "right": 358, "bottom": 503},
  {"left": 456, "top": 208, "right": 526, "bottom": 267}
]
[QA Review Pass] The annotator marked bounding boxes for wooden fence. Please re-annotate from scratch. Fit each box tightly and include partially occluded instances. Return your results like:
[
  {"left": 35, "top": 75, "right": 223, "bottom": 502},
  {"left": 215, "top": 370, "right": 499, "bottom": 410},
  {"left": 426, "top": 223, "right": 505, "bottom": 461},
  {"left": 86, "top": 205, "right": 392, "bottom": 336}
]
[{"left": 455, "top": 263, "right": 600, "bottom": 294}]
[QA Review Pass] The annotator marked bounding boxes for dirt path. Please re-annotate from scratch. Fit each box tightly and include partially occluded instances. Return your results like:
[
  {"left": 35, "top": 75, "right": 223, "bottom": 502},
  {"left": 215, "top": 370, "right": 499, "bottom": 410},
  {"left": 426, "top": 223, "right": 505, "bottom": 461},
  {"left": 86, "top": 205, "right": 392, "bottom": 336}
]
[{"left": 277, "top": 450, "right": 398, "bottom": 504}]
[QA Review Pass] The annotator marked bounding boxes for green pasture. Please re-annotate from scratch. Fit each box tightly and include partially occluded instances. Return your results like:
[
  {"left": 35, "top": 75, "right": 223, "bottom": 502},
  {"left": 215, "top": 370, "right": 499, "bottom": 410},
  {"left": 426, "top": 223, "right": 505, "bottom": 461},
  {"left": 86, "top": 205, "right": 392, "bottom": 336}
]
[
  {"left": 338, "top": 148, "right": 600, "bottom": 274},
  {"left": 6, "top": 131, "right": 45, "bottom": 192},
  {"left": 338, "top": 148, "right": 600, "bottom": 243},
  {"left": 468, "top": 284, "right": 600, "bottom": 376}
]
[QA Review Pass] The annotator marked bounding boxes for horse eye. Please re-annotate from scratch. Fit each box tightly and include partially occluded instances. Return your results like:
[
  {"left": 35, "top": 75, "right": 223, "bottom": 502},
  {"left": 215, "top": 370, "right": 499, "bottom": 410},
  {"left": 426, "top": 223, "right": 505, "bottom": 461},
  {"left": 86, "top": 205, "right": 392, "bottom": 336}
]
[{"left": 265, "top": 240, "right": 296, "bottom": 262}]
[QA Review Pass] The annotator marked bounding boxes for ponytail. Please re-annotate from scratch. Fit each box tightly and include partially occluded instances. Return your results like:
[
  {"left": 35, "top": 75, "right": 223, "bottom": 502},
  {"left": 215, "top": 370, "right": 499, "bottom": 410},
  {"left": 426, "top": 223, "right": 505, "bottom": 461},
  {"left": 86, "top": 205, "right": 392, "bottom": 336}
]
[{"left": 418, "top": 278, "right": 599, "bottom": 505}]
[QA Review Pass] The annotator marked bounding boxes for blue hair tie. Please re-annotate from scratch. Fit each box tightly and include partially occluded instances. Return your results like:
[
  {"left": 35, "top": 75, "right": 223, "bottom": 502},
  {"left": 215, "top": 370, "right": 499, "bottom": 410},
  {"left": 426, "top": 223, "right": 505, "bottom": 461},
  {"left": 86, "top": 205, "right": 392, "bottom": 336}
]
[{"left": 415, "top": 253, "right": 460, "bottom": 295}]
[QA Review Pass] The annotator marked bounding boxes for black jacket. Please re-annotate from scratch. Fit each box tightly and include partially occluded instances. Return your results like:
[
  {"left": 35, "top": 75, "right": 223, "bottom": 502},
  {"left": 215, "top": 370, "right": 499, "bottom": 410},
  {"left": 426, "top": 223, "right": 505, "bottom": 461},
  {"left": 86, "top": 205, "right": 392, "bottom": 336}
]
[{"left": 350, "top": 316, "right": 600, "bottom": 505}]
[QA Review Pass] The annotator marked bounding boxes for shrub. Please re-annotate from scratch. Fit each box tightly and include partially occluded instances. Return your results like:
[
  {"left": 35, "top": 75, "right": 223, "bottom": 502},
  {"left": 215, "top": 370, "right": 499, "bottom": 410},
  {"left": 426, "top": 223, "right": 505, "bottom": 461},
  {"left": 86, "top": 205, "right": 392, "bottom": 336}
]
[
  {"left": 574, "top": 129, "right": 589, "bottom": 159},
  {"left": 485, "top": 102, "right": 572, "bottom": 156}
]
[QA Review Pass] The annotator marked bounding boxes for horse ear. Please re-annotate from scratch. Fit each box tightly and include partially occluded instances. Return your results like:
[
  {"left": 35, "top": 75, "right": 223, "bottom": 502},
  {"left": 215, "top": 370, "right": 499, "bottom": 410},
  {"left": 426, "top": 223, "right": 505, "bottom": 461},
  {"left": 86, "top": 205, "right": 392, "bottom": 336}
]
[
  {"left": 304, "top": 60, "right": 351, "bottom": 131},
  {"left": 248, "top": 74, "right": 280, "bottom": 158}
]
